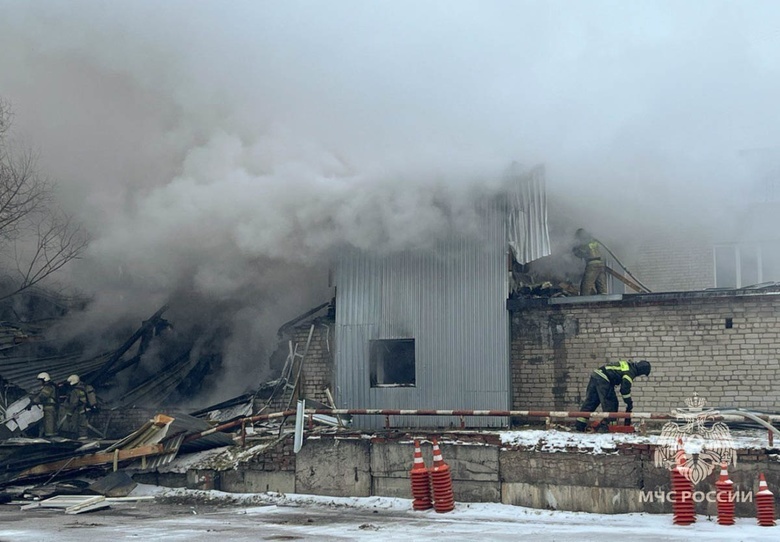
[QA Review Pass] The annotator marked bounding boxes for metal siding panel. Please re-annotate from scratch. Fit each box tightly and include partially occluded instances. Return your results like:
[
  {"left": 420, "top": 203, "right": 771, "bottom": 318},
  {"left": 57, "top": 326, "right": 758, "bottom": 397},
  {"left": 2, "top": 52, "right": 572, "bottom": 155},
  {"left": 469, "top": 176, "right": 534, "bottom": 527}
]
[
  {"left": 334, "top": 199, "right": 510, "bottom": 428},
  {"left": 507, "top": 165, "right": 551, "bottom": 264}
]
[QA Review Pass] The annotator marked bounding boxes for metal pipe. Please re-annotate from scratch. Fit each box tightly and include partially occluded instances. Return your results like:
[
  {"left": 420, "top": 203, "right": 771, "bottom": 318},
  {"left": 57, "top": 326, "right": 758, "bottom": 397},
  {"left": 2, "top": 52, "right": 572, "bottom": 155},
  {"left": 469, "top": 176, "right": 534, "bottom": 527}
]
[{"left": 720, "top": 409, "right": 780, "bottom": 443}]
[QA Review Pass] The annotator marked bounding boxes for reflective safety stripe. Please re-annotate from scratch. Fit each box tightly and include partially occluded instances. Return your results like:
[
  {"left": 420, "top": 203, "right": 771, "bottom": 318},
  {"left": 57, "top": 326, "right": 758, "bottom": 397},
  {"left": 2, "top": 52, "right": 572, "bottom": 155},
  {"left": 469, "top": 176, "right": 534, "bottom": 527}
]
[
  {"left": 622, "top": 393, "right": 631, "bottom": 398},
  {"left": 594, "top": 370, "right": 610, "bottom": 382},
  {"left": 605, "top": 360, "right": 630, "bottom": 372},
  {"left": 623, "top": 375, "right": 633, "bottom": 384},
  {"left": 587, "top": 241, "right": 600, "bottom": 259},
  {"left": 576, "top": 417, "right": 588, "bottom": 423}
]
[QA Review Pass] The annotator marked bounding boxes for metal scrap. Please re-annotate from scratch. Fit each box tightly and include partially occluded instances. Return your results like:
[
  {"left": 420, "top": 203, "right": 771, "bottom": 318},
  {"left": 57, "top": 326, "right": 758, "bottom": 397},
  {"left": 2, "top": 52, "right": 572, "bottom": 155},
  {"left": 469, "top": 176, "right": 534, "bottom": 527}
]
[{"left": 21, "top": 494, "right": 110, "bottom": 514}]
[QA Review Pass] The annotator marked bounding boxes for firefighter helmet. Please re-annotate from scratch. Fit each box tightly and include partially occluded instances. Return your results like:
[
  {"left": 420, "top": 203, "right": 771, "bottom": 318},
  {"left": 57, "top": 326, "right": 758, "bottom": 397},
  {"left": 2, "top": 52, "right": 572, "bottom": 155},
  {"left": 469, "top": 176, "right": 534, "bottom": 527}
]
[
  {"left": 37, "top": 372, "right": 51, "bottom": 382},
  {"left": 67, "top": 374, "right": 80, "bottom": 386},
  {"left": 636, "top": 360, "right": 651, "bottom": 377}
]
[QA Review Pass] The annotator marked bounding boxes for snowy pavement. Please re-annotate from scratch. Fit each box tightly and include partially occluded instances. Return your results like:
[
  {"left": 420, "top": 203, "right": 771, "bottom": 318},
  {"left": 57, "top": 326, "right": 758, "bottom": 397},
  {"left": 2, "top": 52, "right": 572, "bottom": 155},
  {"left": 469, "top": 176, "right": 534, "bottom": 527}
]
[{"left": 1, "top": 485, "right": 778, "bottom": 541}]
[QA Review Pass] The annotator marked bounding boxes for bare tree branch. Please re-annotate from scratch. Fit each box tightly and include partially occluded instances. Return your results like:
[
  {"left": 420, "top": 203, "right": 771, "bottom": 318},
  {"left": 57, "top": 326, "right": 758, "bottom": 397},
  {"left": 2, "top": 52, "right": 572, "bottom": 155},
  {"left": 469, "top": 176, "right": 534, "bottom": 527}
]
[
  {"left": 0, "top": 98, "right": 89, "bottom": 301},
  {"left": 5, "top": 210, "right": 89, "bottom": 299},
  {"left": 0, "top": 97, "right": 11, "bottom": 139}
]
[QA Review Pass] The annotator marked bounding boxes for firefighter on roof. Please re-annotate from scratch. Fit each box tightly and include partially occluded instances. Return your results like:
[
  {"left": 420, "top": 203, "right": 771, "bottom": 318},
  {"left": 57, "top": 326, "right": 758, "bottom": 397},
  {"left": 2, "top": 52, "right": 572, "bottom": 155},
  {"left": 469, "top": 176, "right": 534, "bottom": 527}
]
[
  {"left": 31, "top": 372, "right": 58, "bottom": 438},
  {"left": 575, "top": 359, "right": 652, "bottom": 432},
  {"left": 61, "top": 374, "right": 98, "bottom": 440},
  {"left": 572, "top": 228, "right": 607, "bottom": 295}
]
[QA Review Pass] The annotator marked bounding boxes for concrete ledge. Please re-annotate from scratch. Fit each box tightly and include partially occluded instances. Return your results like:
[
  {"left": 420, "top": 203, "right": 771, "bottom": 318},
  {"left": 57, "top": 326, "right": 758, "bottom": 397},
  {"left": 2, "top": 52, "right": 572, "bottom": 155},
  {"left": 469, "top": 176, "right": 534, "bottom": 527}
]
[
  {"left": 132, "top": 472, "right": 187, "bottom": 488},
  {"left": 502, "top": 482, "right": 661, "bottom": 514},
  {"left": 295, "top": 438, "right": 371, "bottom": 497},
  {"left": 186, "top": 469, "right": 218, "bottom": 490},
  {"left": 372, "top": 476, "right": 500, "bottom": 502},
  {"left": 500, "top": 450, "right": 641, "bottom": 488},
  {"left": 220, "top": 470, "right": 295, "bottom": 494},
  {"left": 446, "top": 444, "right": 500, "bottom": 482},
  {"left": 139, "top": 433, "right": 780, "bottom": 517}
]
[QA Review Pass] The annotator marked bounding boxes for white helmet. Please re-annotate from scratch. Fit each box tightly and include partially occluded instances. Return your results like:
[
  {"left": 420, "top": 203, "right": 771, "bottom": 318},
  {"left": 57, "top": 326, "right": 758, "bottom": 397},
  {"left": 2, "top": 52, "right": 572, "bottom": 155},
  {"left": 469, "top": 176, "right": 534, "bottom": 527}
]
[
  {"left": 37, "top": 372, "right": 51, "bottom": 382},
  {"left": 67, "top": 374, "right": 80, "bottom": 386}
]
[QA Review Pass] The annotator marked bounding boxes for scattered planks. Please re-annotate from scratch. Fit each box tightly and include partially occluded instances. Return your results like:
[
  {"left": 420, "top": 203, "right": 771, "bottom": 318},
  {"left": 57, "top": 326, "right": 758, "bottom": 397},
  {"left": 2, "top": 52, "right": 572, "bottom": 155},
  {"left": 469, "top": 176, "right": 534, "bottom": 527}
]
[{"left": 18, "top": 444, "right": 166, "bottom": 477}]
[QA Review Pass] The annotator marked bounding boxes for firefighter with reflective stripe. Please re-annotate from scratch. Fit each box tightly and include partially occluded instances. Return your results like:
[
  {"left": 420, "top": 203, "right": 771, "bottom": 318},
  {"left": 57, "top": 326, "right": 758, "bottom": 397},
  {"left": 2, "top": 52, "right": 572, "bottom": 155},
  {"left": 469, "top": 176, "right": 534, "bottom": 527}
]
[
  {"left": 572, "top": 228, "right": 607, "bottom": 295},
  {"left": 575, "top": 360, "right": 652, "bottom": 432},
  {"left": 62, "top": 374, "right": 94, "bottom": 439},
  {"left": 31, "top": 372, "right": 58, "bottom": 437}
]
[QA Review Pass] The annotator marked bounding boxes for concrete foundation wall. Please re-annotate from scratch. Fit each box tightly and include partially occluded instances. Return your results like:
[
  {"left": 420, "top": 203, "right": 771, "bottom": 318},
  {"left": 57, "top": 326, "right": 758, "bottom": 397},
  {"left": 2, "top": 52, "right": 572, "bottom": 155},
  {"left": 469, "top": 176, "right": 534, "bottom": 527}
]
[
  {"left": 141, "top": 434, "right": 780, "bottom": 517},
  {"left": 511, "top": 294, "right": 780, "bottom": 412},
  {"left": 295, "top": 437, "right": 372, "bottom": 497}
]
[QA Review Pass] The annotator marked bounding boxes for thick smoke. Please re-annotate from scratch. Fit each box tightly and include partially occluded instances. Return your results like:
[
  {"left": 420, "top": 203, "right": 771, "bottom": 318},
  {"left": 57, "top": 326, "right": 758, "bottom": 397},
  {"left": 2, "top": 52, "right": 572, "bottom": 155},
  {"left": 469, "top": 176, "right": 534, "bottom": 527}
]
[{"left": 1, "top": 1, "right": 779, "bottom": 402}]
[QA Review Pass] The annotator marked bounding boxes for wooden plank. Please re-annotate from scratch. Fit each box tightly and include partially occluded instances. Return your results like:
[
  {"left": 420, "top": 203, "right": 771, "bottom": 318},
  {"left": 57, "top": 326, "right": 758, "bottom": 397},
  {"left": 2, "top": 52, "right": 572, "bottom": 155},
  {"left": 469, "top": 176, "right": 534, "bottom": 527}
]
[
  {"left": 18, "top": 444, "right": 165, "bottom": 477},
  {"left": 22, "top": 495, "right": 104, "bottom": 510},
  {"left": 65, "top": 496, "right": 109, "bottom": 514},
  {"left": 606, "top": 266, "right": 649, "bottom": 293}
]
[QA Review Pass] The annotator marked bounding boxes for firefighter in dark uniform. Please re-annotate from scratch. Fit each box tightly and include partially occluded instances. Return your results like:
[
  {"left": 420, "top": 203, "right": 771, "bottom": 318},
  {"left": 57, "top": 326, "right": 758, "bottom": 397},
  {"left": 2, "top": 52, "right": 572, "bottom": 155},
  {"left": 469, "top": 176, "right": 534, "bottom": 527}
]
[
  {"left": 572, "top": 228, "right": 607, "bottom": 295},
  {"left": 31, "top": 371, "right": 59, "bottom": 438},
  {"left": 575, "top": 359, "right": 652, "bottom": 432},
  {"left": 63, "top": 374, "right": 94, "bottom": 439}
]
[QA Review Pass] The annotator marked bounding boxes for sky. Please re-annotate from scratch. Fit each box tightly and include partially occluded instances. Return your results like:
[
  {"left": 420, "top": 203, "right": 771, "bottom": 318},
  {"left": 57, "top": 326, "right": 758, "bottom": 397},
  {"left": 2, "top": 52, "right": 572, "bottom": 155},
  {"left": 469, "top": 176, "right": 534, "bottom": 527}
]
[{"left": 1, "top": 1, "right": 779, "bottom": 400}]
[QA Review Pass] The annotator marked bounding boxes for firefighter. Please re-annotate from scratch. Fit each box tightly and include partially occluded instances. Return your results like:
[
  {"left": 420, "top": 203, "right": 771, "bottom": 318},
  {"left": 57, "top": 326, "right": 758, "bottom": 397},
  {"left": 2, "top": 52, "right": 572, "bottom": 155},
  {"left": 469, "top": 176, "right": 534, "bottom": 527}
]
[
  {"left": 62, "top": 374, "right": 97, "bottom": 439},
  {"left": 572, "top": 228, "right": 607, "bottom": 295},
  {"left": 31, "top": 372, "right": 58, "bottom": 438},
  {"left": 575, "top": 359, "right": 652, "bottom": 432}
]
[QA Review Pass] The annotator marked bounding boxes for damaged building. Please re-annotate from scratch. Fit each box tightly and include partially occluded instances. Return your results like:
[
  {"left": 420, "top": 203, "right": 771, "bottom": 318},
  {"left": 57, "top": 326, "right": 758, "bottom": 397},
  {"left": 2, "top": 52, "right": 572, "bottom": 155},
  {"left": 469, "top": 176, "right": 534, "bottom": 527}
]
[
  {"left": 2, "top": 159, "right": 780, "bottom": 514},
  {"left": 264, "top": 157, "right": 780, "bottom": 429}
]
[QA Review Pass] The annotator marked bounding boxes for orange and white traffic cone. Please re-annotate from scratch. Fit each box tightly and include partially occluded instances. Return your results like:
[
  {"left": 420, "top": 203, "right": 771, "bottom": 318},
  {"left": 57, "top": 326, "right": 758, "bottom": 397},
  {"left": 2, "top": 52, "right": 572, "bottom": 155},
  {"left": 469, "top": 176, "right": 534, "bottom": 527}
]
[
  {"left": 409, "top": 440, "right": 432, "bottom": 510},
  {"left": 430, "top": 438, "right": 455, "bottom": 513},
  {"left": 671, "top": 446, "right": 695, "bottom": 525},
  {"left": 756, "top": 473, "right": 776, "bottom": 527},
  {"left": 715, "top": 463, "right": 735, "bottom": 526}
]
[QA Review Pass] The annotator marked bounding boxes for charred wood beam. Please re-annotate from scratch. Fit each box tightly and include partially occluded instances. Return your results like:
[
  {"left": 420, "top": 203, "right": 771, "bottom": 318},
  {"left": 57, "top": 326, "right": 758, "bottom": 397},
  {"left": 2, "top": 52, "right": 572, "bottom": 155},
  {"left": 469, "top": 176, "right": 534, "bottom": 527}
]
[
  {"left": 108, "top": 353, "right": 143, "bottom": 376},
  {"left": 114, "top": 350, "right": 193, "bottom": 408},
  {"left": 91, "top": 304, "right": 169, "bottom": 385}
]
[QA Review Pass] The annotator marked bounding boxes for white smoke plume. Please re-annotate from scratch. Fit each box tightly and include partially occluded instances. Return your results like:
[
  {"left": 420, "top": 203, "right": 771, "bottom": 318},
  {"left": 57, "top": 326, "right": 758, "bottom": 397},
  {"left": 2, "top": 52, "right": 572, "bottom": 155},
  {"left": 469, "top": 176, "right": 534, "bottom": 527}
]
[{"left": 1, "top": 1, "right": 779, "bottom": 402}]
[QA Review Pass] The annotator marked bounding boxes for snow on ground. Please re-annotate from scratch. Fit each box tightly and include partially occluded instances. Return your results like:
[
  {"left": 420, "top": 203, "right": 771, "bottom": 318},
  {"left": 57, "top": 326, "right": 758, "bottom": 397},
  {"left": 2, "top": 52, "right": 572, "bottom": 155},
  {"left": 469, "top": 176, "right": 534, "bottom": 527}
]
[
  {"left": 500, "top": 428, "right": 773, "bottom": 453},
  {"left": 132, "top": 484, "right": 780, "bottom": 541},
  {"left": 136, "top": 485, "right": 780, "bottom": 540},
  {"left": 3, "top": 484, "right": 778, "bottom": 541}
]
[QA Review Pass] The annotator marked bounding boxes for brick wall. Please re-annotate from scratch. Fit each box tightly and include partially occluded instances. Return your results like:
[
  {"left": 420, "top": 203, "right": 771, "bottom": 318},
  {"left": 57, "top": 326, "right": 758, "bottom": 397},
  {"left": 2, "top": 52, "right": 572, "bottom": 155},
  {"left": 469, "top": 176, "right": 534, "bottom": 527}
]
[
  {"left": 633, "top": 234, "right": 714, "bottom": 292},
  {"left": 265, "top": 317, "right": 334, "bottom": 411},
  {"left": 297, "top": 319, "right": 334, "bottom": 405},
  {"left": 511, "top": 293, "right": 780, "bottom": 412},
  {"left": 236, "top": 435, "right": 296, "bottom": 472}
]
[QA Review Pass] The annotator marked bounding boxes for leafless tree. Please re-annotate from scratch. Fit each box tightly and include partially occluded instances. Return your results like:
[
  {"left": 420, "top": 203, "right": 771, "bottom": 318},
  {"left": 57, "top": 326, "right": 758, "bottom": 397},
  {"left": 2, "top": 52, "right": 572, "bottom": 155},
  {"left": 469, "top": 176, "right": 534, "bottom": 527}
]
[{"left": 0, "top": 98, "right": 89, "bottom": 301}]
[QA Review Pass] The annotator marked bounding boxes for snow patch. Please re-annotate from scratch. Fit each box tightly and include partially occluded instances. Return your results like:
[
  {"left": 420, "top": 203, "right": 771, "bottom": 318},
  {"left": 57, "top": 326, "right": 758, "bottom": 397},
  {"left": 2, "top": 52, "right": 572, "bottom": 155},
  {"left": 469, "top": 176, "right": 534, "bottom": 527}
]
[{"left": 500, "top": 429, "right": 773, "bottom": 453}]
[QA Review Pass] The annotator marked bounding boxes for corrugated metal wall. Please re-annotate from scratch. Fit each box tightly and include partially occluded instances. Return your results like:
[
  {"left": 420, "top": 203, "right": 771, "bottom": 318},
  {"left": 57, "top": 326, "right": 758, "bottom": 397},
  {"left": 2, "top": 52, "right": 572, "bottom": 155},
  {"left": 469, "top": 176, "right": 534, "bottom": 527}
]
[
  {"left": 507, "top": 164, "right": 551, "bottom": 264},
  {"left": 334, "top": 201, "right": 510, "bottom": 428}
]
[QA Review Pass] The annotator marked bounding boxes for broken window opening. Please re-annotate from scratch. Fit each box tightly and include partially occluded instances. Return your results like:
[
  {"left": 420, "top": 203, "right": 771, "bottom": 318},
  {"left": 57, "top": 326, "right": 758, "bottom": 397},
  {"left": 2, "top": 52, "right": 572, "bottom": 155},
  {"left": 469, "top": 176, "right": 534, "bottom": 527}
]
[
  {"left": 714, "top": 242, "right": 780, "bottom": 288},
  {"left": 369, "top": 338, "right": 416, "bottom": 388}
]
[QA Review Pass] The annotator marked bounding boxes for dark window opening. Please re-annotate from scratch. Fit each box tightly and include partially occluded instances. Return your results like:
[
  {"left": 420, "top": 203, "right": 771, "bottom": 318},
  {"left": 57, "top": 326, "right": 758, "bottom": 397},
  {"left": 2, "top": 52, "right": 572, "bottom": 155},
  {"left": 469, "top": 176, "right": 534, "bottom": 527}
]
[
  {"left": 370, "top": 339, "right": 416, "bottom": 387},
  {"left": 725, "top": 318, "right": 733, "bottom": 329}
]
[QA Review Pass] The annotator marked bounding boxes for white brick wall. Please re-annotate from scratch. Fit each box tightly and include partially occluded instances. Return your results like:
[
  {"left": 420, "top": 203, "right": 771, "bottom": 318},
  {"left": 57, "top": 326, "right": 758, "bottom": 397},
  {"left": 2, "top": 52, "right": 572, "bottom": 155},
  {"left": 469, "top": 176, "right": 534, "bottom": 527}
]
[{"left": 511, "top": 295, "right": 780, "bottom": 413}]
